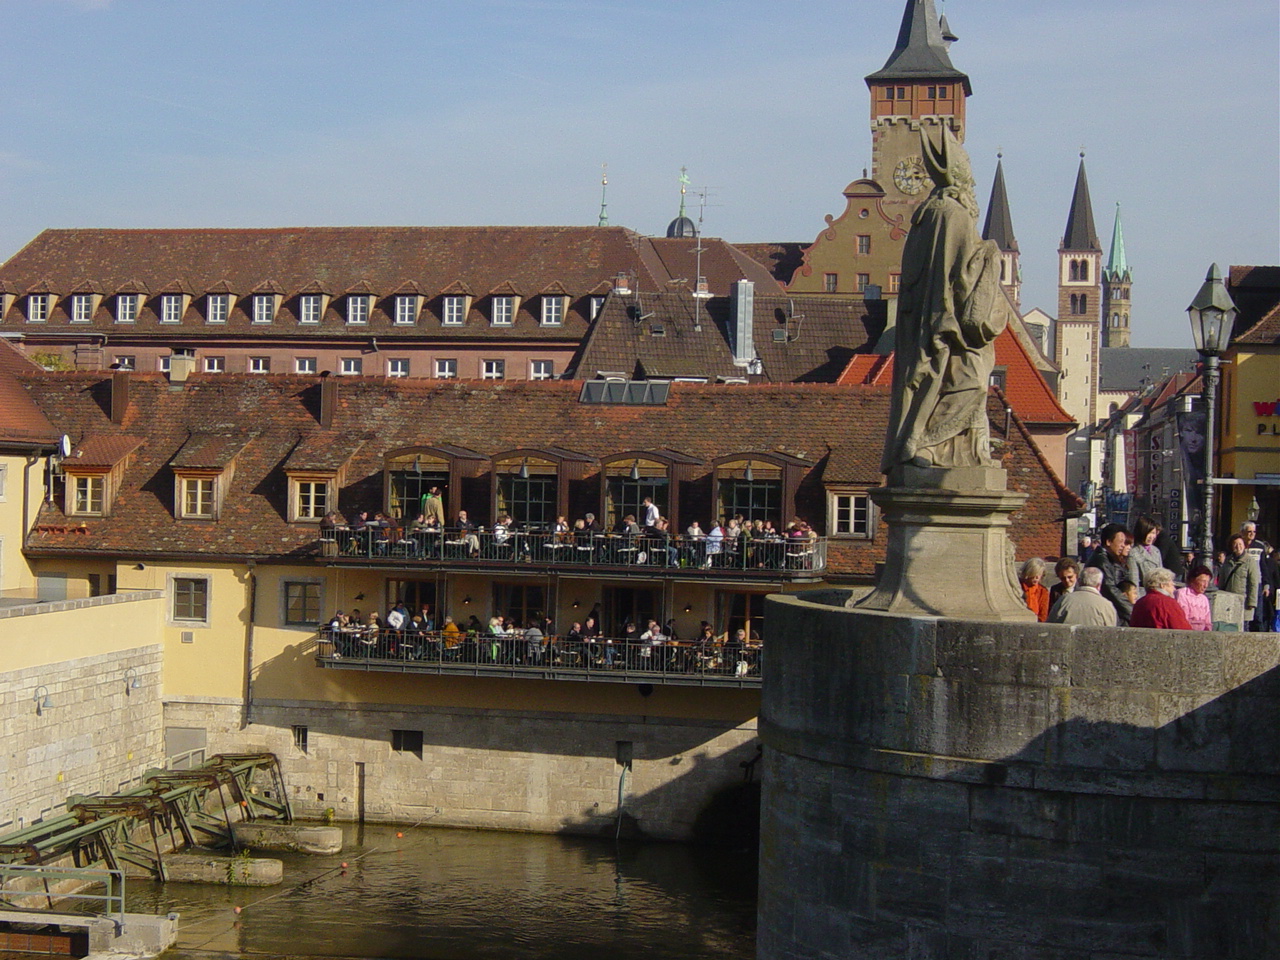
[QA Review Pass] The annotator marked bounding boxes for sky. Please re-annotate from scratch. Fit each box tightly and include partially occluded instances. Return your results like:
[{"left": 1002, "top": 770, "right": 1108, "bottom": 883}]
[{"left": 0, "top": 0, "right": 1276, "bottom": 348}]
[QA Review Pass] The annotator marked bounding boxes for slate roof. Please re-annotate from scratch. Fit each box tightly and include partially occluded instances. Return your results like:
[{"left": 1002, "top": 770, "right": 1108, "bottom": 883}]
[
  {"left": 1061, "top": 159, "right": 1100, "bottom": 253},
  {"left": 0, "top": 340, "right": 58, "bottom": 446},
  {"left": 20, "top": 373, "right": 1075, "bottom": 569},
  {"left": 0, "top": 227, "right": 774, "bottom": 342},
  {"left": 865, "top": 0, "right": 972, "bottom": 93},
  {"left": 981, "top": 158, "right": 1018, "bottom": 253},
  {"left": 1099, "top": 348, "right": 1198, "bottom": 394}
]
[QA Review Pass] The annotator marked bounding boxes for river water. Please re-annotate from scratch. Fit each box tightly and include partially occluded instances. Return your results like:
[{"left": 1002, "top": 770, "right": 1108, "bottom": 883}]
[{"left": 126, "top": 824, "right": 757, "bottom": 960}]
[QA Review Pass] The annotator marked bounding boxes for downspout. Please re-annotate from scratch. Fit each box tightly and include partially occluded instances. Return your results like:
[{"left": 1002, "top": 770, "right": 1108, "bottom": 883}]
[
  {"left": 23, "top": 453, "right": 41, "bottom": 532},
  {"left": 243, "top": 560, "right": 257, "bottom": 729}
]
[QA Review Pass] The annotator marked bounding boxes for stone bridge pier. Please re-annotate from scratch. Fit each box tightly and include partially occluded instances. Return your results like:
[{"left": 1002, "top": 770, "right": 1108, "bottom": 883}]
[{"left": 758, "top": 590, "right": 1280, "bottom": 959}]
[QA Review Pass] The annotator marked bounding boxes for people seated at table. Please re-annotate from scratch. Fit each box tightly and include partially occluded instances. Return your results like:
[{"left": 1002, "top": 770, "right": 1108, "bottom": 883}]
[
  {"left": 451, "top": 510, "right": 481, "bottom": 557},
  {"left": 704, "top": 522, "right": 724, "bottom": 567},
  {"left": 638, "top": 619, "right": 668, "bottom": 669}
]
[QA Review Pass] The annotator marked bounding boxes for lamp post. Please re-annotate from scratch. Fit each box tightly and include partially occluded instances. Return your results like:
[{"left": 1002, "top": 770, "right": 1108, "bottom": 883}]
[{"left": 1186, "top": 263, "right": 1237, "bottom": 568}]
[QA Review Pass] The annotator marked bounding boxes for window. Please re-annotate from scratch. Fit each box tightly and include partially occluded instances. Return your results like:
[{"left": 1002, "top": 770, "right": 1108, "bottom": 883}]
[
  {"left": 482, "top": 359, "right": 505, "bottom": 380},
  {"left": 249, "top": 356, "right": 270, "bottom": 374},
  {"left": 71, "top": 294, "right": 93, "bottom": 323},
  {"left": 299, "top": 294, "right": 322, "bottom": 324},
  {"left": 113, "top": 355, "right": 136, "bottom": 371},
  {"left": 491, "top": 296, "right": 514, "bottom": 326},
  {"left": 27, "top": 294, "right": 49, "bottom": 322},
  {"left": 498, "top": 473, "right": 556, "bottom": 527},
  {"left": 888, "top": 273, "right": 901, "bottom": 294},
  {"left": 1079, "top": 294, "right": 1088, "bottom": 313},
  {"left": 885, "top": 87, "right": 895, "bottom": 100},
  {"left": 719, "top": 474, "right": 781, "bottom": 525},
  {"left": 391, "top": 729, "right": 423, "bottom": 757},
  {"left": 1079, "top": 261, "right": 1089, "bottom": 282},
  {"left": 341, "top": 357, "right": 363, "bottom": 376},
  {"left": 590, "top": 296, "right": 605, "bottom": 320},
  {"left": 530, "top": 360, "right": 554, "bottom": 381},
  {"left": 207, "top": 293, "right": 229, "bottom": 324},
  {"left": 116, "top": 294, "right": 138, "bottom": 323},
  {"left": 157, "top": 356, "right": 172, "bottom": 373},
  {"left": 0, "top": 463, "right": 7, "bottom": 500},
  {"left": 442, "top": 296, "right": 465, "bottom": 326},
  {"left": 253, "top": 295, "right": 275, "bottom": 324},
  {"left": 160, "top": 294, "right": 183, "bottom": 324},
  {"left": 540, "top": 296, "right": 563, "bottom": 326},
  {"left": 937, "top": 85, "right": 948, "bottom": 98},
  {"left": 172, "top": 576, "right": 209, "bottom": 623},
  {"left": 204, "top": 356, "right": 225, "bottom": 373},
  {"left": 394, "top": 296, "right": 417, "bottom": 325},
  {"left": 387, "top": 358, "right": 410, "bottom": 378},
  {"left": 831, "top": 494, "right": 872, "bottom": 537},
  {"left": 284, "top": 581, "right": 322, "bottom": 626},
  {"left": 292, "top": 725, "right": 309, "bottom": 753},
  {"left": 856, "top": 273, "right": 870, "bottom": 292},
  {"left": 295, "top": 480, "right": 329, "bottom": 519},
  {"left": 857, "top": 235, "right": 871, "bottom": 255},
  {"left": 181, "top": 477, "right": 216, "bottom": 518},
  {"left": 71, "top": 476, "right": 104, "bottom": 515},
  {"left": 823, "top": 273, "right": 838, "bottom": 293},
  {"left": 435, "top": 358, "right": 457, "bottom": 379},
  {"left": 347, "top": 295, "right": 369, "bottom": 325},
  {"left": 927, "top": 86, "right": 937, "bottom": 98},
  {"left": 295, "top": 357, "right": 317, "bottom": 375},
  {"left": 896, "top": 86, "right": 906, "bottom": 98}
]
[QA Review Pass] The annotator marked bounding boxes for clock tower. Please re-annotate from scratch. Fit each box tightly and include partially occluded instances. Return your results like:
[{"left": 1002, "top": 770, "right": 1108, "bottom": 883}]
[{"left": 786, "top": 0, "right": 971, "bottom": 297}]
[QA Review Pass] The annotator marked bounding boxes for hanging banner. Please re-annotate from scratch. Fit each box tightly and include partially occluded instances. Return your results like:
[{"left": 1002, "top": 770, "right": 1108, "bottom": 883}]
[
  {"left": 1177, "top": 407, "right": 1207, "bottom": 527},
  {"left": 1123, "top": 429, "right": 1138, "bottom": 492}
]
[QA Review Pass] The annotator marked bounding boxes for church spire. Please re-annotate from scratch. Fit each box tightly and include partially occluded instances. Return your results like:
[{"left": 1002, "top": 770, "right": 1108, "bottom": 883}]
[
  {"left": 982, "top": 155, "right": 1018, "bottom": 253},
  {"left": 1105, "top": 203, "right": 1130, "bottom": 282},
  {"left": 1062, "top": 154, "right": 1100, "bottom": 252},
  {"left": 865, "top": 0, "right": 971, "bottom": 94}
]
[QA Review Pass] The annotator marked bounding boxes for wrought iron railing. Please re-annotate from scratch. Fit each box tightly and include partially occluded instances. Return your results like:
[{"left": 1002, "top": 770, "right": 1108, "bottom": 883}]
[
  {"left": 318, "top": 527, "right": 825, "bottom": 575},
  {"left": 315, "top": 628, "right": 762, "bottom": 683}
]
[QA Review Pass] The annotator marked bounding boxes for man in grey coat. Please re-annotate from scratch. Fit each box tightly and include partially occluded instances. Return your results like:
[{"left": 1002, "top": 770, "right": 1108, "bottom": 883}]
[{"left": 1049, "top": 567, "right": 1119, "bottom": 627}]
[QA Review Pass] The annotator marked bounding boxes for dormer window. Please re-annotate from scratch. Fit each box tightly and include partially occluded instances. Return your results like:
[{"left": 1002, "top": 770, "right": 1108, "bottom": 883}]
[
  {"left": 287, "top": 474, "right": 335, "bottom": 523},
  {"left": 442, "top": 296, "right": 465, "bottom": 326},
  {"left": 492, "top": 296, "right": 514, "bottom": 326},
  {"left": 71, "top": 294, "right": 93, "bottom": 323},
  {"left": 116, "top": 294, "right": 138, "bottom": 324},
  {"left": 253, "top": 295, "right": 276, "bottom": 324},
  {"left": 299, "top": 294, "right": 322, "bottom": 324},
  {"left": 590, "top": 296, "right": 605, "bottom": 320},
  {"left": 346, "top": 295, "right": 369, "bottom": 325},
  {"left": 181, "top": 477, "right": 217, "bottom": 518},
  {"left": 161, "top": 294, "right": 183, "bottom": 324},
  {"left": 63, "top": 436, "right": 141, "bottom": 519},
  {"left": 207, "top": 293, "right": 229, "bottom": 324},
  {"left": 71, "top": 475, "right": 105, "bottom": 515},
  {"left": 394, "top": 295, "right": 418, "bottom": 325},
  {"left": 540, "top": 295, "right": 564, "bottom": 327},
  {"left": 27, "top": 293, "right": 49, "bottom": 323}
]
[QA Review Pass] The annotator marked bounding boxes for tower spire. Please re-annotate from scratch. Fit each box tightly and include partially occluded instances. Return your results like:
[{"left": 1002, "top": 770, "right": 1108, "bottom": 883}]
[
  {"left": 665, "top": 167, "right": 698, "bottom": 238},
  {"left": 597, "top": 163, "right": 608, "bottom": 227},
  {"left": 982, "top": 154, "right": 1018, "bottom": 253},
  {"left": 865, "top": 0, "right": 971, "bottom": 94},
  {"left": 1062, "top": 153, "right": 1100, "bottom": 252},
  {"left": 1105, "top": 203, "right": 1130, "bottom": 281}
]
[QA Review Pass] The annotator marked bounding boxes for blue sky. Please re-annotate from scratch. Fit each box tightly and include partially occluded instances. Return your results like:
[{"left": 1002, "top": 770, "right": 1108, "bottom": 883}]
[{"left": 1, "top": 0, "right": 1275, "bottom": 347}]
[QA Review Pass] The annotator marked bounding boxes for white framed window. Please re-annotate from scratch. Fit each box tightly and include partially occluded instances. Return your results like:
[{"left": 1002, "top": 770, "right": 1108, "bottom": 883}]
[
  {"left": 540, "top": 295, "right": 564, "bottom": 326},
  {"left": 171, "top": 575, "right": 210, "bottom": 624},
  {"left": 830, "top": 492, "right": 874, "bottom": 538},
  {"left": 299, "top": 295, "right": 322, "bottom": 325},
  {"left": 295, "top": 356, "right": 318, "bottom": 374},
  {"left": 253, "top": 295, "right": 275, "bottom": 324},
  {"left": 27, "top": 293, "right": 49, "bottom": 322},
  {"left": 442, "top": 296, "right": 465, "bottom": 326},
  {"left": 530, "top": 360, "right": 554, "bottom": 381},
  {"left": 387, "top": 358, "right": 410, "bottom": 378},
  {"left": 113, "top": 356, "right": 136, "bottom": 371},
  {"left": 71, "top": 294, "right": 93, "bottom": 323},
  {"left": 590, "top": 296, "right": 605, "bottom": 320},
  {"left": 347, "top": 295, "right": 369, "bottom": 325},
  {"left": 482, "top": 359, "right": 505, "bottom": 380},
  {"left": 283, "top": 579, "right": 324, "bottom": 627},
  {"left": 491, "top": 296, "right": 514, "bottom": 326},
  {"left": 161, "top": 294, "right": 183, "bottom": 324},
  {"left": 70, "top": 475, "right": 105, "bottom": 516},
  {"left": 394, "top": 296, "right": 418, "bottom": 325},
  {"left": 0, "top": 462, "right": 7, "bottom": 500},
  {"left": 249, "top": 356, "right": 271, "bottom": 374},
  {"left": 116, "top": 294, "right": 138, "bottom": 323},
  {"left": 204, "top": 356, "right": 225, "bottom": 373},
  {"left": 341, "top": 357, "right": 363, "bottom": 376},
  {"left": 435, "top": 358, "right": 457, "bottom": 379},
  {"left": 855, "top": 274, "right": 870, "bottom": 293},
  {"left": 181, "top": 477, "right": 216, "bottom": 519},
  {"left": 157, "top": 356, "right": 172, "bottom": 373},
  {"left": 294, "top": 479, "right": 330, "bottom": 520},
  {"left": 207, "top": 293, "right": 229, "bottom": 324}
]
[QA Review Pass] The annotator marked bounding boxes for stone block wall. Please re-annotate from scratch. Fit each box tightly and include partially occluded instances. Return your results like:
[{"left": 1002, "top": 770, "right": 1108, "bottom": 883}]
[
  {"left": 164, "top": 696, "right": 758, "bottom": 841},
  {"left": 758, "top": 593, "right": 1280, "bottom": 959},
  {"left": 0, "top": 646, "right": 164, "bottom": 831}
]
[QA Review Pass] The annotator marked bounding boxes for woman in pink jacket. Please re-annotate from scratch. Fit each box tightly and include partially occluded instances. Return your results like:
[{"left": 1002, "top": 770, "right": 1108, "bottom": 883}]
[{"left": 1174, "top": 566, "right": 1214, "bottom": 631}]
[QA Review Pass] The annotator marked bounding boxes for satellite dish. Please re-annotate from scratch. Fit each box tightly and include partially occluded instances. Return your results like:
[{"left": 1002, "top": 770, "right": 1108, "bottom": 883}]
[{"left": 59, "top": 435, "right": 72, "bottom": 458}]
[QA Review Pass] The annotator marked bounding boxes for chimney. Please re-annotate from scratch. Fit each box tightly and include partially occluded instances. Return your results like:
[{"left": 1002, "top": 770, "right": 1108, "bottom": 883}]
[
  {"left": 731, "top": 280, "right": 755, "bottom": 365},
  {"left": 110, "top": 370, "right": 130, "bottom": 424},
  {"left": 319, "top": 371, "right": 337, "bottom": 428},
  {"left": 613, "top": 272, "right": 632, "bottom": 295},
  {"left": 168, "top": 348, "right": 196, "bottom": 385}
]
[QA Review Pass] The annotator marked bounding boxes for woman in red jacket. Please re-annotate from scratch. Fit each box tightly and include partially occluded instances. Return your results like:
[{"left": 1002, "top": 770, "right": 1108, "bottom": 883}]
[
  {"left": 1130, "top": 568, "right": 1193, "bottom": 630},
  {"left": 1019, "top": 557, "right": 1051, "bottom": 622}
]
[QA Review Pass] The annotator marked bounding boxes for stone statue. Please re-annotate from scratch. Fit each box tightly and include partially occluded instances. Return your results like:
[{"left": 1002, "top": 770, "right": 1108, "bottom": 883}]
[{"left": 881, "top": 127, "right": 1015, "bottom": 474}]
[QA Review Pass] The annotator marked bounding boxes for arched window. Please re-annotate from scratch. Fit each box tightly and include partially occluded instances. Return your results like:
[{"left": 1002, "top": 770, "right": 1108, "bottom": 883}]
[
  {"left": 1079, "top": 294, "right": 1088, "bottom": 314},
  {"left": 1080, "top": 261, "right": 1089, "bottom": 282},
  {"left": 1069, "top": 261, "right": 1079, "bottom": 282},
  {"left": 1070, "top": 294, "right": 1079, "bottom": 314}
]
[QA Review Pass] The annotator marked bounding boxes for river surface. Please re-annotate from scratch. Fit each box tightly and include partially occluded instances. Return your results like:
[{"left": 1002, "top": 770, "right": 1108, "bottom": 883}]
[{"left": 127, "top": 823, "right": 757, "bottom": 960}]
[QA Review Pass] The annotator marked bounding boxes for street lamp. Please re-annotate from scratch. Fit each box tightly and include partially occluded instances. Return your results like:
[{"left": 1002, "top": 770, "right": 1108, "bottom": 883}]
[{"left": 1186, "top": 263, "right": 1237, "bottom": 567}]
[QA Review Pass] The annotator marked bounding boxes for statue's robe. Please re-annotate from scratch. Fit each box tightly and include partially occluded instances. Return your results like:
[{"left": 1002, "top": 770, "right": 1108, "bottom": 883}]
[{"left": 881, "top": 189, "right": 1014, "bottom": 473}]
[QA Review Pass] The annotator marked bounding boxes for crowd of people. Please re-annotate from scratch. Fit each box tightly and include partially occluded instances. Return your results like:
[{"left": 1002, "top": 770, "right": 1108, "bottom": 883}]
[{"left": 1019, "top": 517, "right": 1278, "bottom": 632}]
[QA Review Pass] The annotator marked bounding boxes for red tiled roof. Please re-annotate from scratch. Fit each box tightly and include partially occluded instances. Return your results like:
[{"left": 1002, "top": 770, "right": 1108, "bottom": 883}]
[
  {"left": 836, "top": 354, "right": 893, "bottom": 385},
  {"left": 0, "top": 340, "right": 58, "bottom": 446},
  {"left": 71, "top": 434, "right": 144, "bottom": 469}
]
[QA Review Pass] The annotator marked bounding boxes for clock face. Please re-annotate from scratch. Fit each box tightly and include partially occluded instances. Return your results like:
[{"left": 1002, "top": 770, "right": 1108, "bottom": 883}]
[{"left": 893, "top": 157, "right": 931, "bottom": 196}]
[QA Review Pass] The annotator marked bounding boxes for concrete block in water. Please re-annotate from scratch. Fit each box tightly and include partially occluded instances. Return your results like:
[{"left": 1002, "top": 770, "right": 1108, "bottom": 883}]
[
  {"left": 231, "top": 821, "right": 342, "bottom": 854},
  {"left": 164, "top": 853, "right": 283, "bottom": 885}
]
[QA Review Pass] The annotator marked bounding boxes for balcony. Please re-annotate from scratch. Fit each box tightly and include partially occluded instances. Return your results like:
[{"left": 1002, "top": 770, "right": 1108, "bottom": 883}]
[
  {"left": 315, "top": 629, "right": 762, "bottom": 688},
  {"left": 316, "top": 527, "right": 826, "bottom": 581}
]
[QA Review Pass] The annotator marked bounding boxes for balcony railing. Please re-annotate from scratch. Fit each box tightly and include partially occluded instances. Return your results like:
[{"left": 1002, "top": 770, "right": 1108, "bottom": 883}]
[
  {"left": 318, "top": 527, "right": 825, "bottom": 578},
  {"left": 315, "top": 628, "right": 762, "bottom": 687}
]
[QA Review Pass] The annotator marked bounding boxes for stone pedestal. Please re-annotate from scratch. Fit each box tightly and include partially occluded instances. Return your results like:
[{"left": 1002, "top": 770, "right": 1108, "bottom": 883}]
[{"left": 856, "top": 465, "right": 1034, "bottom": 621}]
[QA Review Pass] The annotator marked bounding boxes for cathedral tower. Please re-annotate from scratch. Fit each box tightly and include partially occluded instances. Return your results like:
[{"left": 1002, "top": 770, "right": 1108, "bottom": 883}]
[
  {"left": 1054, "top": 155, "right": 1103, "bottom": 430},
  {"left": 1102, "top": 204, "right": 1132, "bottom": 348},
  {"left": 981, "top": 154, "right": 1020, "bottom": 309}
]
